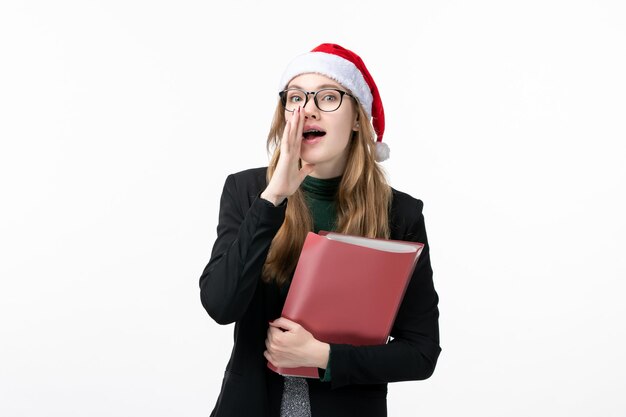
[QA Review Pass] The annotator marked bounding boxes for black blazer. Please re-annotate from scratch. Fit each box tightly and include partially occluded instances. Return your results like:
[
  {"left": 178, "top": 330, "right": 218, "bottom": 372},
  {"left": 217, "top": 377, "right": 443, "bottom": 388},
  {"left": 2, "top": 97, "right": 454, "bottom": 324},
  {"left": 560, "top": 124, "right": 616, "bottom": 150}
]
[{"left": 199, "top": 167, "right": 440, "bottom": 417}]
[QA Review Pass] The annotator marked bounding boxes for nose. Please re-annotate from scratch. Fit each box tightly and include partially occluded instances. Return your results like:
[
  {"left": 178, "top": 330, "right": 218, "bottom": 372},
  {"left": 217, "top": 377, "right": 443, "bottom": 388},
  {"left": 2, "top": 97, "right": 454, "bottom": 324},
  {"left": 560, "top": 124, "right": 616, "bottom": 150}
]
[{"left": 302, "top": 94, "right": 319, "bottom": 119}]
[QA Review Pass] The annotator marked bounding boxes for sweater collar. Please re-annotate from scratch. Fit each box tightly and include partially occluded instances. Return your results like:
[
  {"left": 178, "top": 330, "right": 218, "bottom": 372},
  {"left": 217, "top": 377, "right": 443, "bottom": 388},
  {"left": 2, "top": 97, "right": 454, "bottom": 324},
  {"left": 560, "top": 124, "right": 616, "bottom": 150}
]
[{"left": 301, "top": 175, "right": 342, "bottom": 201}]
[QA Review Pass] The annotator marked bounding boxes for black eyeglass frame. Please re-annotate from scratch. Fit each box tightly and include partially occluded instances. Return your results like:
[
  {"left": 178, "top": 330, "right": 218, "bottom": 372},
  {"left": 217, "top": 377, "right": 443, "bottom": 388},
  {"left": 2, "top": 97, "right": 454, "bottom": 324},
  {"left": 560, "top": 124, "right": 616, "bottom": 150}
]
[{"left": 279, "top": 88, "right": 357, "bottom": 113}]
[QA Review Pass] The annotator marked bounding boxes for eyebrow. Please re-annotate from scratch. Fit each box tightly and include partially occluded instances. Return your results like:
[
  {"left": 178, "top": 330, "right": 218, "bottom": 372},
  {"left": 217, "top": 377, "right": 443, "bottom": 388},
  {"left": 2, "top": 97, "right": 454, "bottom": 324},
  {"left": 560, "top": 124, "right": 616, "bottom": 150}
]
[{"left": 288, "top": 83, "right": 343, "bottom": 90}]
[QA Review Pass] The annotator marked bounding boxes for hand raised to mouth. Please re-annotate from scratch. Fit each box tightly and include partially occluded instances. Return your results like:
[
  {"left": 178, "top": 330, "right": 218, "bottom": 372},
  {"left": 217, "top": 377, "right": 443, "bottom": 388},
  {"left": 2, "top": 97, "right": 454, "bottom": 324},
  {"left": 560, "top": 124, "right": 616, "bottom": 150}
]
[{"left": 261, "top": 106, "right": 315, "bottom": 206}]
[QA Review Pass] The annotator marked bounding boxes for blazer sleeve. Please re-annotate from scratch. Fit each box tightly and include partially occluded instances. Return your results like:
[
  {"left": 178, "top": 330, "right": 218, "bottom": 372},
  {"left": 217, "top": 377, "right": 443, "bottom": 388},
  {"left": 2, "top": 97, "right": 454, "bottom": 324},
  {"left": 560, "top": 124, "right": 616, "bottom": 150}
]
[
  {"left": 327, "top": 199, "right": 441, "bottom": 388},
  {"left": 199, "top": 174, "right": 286, "bottom": 325}
]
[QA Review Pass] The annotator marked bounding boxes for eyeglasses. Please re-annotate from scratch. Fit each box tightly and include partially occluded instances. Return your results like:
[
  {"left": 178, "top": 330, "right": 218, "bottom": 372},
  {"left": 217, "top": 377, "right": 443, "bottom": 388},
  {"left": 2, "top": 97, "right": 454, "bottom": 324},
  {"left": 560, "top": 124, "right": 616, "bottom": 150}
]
[{"left": 279, "top": 88, "right": 356, "bottom": 113}]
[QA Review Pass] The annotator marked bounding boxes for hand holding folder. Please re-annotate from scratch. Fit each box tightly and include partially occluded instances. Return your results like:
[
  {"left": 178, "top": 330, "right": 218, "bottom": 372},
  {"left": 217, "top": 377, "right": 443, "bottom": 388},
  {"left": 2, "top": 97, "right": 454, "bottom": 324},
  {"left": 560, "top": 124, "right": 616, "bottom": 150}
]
[{"left": 267, "top": 230, "right": 424, "bottom": 378}]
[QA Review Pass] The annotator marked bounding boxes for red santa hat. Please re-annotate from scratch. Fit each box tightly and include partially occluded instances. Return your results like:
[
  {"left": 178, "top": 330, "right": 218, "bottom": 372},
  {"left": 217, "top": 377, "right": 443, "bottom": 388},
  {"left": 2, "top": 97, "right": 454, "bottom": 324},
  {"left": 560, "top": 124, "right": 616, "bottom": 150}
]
[{"left": 279, "top": 43, "right": 389, "bottom": 162}]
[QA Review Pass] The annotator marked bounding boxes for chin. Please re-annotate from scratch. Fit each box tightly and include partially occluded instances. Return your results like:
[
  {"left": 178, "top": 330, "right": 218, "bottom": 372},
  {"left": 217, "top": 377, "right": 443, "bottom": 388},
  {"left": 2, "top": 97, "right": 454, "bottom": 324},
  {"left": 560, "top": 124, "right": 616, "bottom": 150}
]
[
  {"left": 301, "top": 149, "right": 335, "bottom": 163},
  {"left": 299, "top": 152, "right": 322, "bottom": 165}
]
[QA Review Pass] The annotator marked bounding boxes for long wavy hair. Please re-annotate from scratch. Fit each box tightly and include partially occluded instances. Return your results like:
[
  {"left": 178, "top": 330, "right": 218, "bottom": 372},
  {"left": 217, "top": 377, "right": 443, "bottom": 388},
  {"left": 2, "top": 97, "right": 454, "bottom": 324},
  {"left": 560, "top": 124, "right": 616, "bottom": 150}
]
[{"left": 261, "top": 98, "right": 392, "bottom": 287}]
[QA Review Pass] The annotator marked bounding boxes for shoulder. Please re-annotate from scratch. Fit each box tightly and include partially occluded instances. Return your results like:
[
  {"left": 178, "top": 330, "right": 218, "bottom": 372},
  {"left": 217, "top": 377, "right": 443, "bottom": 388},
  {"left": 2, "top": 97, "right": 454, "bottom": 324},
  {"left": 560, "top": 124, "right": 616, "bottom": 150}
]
[
  {"left": 219, "top": 167, "right": 269, "bottom": 208},
  {"left": 227, "top": 166, "right": 268, "bottom": 182},
  {"left": 389, "top": 187, "right": 425, "bottom": 239},
  {"left": 390, "top": 186, "right": 424, "bottom": 216},
  {"left": 223, "top": 167, "right": 268, "bottom": 191}
]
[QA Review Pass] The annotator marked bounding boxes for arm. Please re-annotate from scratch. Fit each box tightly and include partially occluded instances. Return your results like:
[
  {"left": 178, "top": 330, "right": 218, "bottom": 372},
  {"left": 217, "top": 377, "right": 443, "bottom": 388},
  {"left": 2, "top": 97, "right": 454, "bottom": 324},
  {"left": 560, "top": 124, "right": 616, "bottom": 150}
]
[
  {"left": 199, "top": 173, "right": 286, "bottom": 325},
  {"left": 327, "top": 200, "right": 441, "bottom": 388},
  {"left": 200, "top": 107, "right": 314, "bottom": 325},
  {"left": 200, "top": 106, "right": 316, "bottom": 325}
]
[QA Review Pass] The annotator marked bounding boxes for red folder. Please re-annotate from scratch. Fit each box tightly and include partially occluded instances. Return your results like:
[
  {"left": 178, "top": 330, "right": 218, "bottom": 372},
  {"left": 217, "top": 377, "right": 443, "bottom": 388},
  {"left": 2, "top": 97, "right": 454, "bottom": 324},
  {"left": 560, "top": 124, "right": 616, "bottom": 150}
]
[{"left": 267, "top": 230, "right": 424, "bottom": 378}]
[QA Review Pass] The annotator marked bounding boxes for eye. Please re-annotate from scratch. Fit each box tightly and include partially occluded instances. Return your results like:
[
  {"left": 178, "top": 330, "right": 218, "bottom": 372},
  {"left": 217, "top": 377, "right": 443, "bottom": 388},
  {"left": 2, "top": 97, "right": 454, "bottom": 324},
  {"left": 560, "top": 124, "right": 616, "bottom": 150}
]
[
  {"left": 287, "top": 92, "right": 305, "bottom": 103},
  {"left": 320, "top": 92, "right": 339, "bottom": 102}
]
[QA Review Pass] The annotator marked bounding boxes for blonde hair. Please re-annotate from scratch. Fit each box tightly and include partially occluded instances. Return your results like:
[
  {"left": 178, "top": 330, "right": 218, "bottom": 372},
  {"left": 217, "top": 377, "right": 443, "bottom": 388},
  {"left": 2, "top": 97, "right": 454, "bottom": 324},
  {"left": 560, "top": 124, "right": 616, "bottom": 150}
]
[{"left": 261, "top": 99, "right": 392, "bottom": 287}]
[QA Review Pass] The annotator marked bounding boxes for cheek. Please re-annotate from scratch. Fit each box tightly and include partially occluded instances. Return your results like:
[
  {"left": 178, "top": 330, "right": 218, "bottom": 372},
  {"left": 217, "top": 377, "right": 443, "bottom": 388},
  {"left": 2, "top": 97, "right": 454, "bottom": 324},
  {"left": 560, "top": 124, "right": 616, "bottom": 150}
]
[
  {"left": 336, "top": 120, "right": 356, "bottom": 141},
  {"left": 329, "top": 129, "right": 352, "bottom": 153}
]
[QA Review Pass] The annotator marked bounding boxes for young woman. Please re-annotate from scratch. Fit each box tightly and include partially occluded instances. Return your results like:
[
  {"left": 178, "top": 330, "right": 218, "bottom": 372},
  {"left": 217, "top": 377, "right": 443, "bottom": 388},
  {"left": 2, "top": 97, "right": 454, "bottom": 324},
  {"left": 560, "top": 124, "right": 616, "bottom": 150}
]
[{"left": 199, "top": 43, "right": 441, "bottom": 417}]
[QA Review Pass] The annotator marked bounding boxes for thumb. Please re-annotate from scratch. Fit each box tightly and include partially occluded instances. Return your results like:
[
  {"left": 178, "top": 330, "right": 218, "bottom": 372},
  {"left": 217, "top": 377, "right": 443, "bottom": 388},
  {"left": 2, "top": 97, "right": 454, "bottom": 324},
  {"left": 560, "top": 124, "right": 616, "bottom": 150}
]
[{"left": 269, "top": 317, "right": 298, "bottom": 331}]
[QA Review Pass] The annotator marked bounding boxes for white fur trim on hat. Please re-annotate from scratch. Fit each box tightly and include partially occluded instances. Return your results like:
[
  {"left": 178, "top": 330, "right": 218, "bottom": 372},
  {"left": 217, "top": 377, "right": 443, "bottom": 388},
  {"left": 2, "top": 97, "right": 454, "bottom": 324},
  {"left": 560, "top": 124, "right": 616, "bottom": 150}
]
[{"left": 279, "top": 52, "right": 374, "bottom": 117}]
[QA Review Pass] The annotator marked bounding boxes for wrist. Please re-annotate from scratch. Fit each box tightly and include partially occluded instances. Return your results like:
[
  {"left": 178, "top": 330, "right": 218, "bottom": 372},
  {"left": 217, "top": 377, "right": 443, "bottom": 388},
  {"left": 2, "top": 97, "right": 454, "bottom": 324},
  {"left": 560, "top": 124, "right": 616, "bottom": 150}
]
[
  {"left": 260, "top": 190, "right": 285, "bottom": 206},
  {"left": 313, "top": 341, "right": 330, "bottom": 369}
]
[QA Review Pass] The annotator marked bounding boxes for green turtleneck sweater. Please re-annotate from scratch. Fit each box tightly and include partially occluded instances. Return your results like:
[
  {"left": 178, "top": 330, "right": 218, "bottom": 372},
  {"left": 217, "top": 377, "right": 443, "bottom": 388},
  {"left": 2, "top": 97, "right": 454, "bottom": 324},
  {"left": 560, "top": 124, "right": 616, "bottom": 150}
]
[
  {"left": 301, "top": 174, "right": 341, "bottom": 233},
  {"left": 292, "top": 174, "right": 341, "bottom": 382}
]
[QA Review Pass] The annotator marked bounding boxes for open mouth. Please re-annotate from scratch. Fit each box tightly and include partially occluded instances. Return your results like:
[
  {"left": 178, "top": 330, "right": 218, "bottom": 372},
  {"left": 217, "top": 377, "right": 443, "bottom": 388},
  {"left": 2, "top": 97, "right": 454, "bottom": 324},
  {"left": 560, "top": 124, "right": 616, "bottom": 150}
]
[{"left": 303, "top": 129, "right": 326, "bottom": 140}]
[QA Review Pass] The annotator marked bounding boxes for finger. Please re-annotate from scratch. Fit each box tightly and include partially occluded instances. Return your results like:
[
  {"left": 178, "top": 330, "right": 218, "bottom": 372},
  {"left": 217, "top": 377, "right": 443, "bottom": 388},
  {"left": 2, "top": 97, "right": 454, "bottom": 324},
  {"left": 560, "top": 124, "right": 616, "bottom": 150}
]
[
  {"left": 281, "top": 117, "right": 292, "bottom": 154},
  {"left": 267, "top": 326, "right": 284, "bottom": 346},
  {"left": 268, "top": 326, "right": 283, "bottom": 339},
  {"left": 265, "top": 336, "right": 271, "bottom": 350},
  {"left": 295, "top": 106, "right": 305, "bottom": 142},
  {"left": 284, "top": 107, "right": 300, "bottom": 152},
  {"left": 270, "top": 317, "right": 298, "bottom": 331},
  {"left": 284, "top": 107, "right": 297, "bottom": 149},
  {"left": 293, "top": 107, "right": 305, "bottom": 155},
  {"left": 263, "top": 350, "right": 275, "bottom": 366}
]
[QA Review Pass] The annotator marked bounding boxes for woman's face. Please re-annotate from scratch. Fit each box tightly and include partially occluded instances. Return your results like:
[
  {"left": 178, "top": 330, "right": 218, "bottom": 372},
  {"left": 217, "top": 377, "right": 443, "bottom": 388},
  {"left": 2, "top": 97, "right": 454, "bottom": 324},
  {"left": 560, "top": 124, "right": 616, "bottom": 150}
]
[{"left": 285, "top": 73, "right": 358, "bottom": 179}]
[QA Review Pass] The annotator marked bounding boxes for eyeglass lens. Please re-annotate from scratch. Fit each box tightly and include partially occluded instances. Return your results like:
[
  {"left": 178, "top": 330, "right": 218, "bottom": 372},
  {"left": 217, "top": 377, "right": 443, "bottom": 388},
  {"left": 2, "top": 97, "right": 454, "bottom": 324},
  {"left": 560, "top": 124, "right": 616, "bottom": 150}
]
[{"left": 282, "top": 89, "right": 344, "bottom": 112}]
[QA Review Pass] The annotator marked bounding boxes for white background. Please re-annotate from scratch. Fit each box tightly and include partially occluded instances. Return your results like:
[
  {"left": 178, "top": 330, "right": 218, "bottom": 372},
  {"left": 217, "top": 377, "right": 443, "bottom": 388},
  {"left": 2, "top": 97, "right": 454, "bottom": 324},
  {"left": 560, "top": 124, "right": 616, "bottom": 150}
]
[{"left": 1, "top": 1, "right": 625, "bottom": 416}]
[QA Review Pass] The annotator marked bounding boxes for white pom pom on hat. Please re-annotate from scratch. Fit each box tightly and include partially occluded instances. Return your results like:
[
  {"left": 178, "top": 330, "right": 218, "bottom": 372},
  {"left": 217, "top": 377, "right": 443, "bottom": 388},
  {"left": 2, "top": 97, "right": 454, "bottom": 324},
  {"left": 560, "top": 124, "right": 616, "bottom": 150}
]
[
  {"left": 375, "top": 141, "right": 390, "bottom": 162},
  {"left": 279, "top": 43, "right": 389, "bottom": 162}
]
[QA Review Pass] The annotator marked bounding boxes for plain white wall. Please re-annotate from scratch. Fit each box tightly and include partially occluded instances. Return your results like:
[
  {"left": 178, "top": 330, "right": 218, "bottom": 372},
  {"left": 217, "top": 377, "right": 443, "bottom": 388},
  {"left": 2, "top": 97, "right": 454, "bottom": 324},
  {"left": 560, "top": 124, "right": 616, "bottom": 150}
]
[{"left": 1, "top": 0, "right": 625, "bottom": 416}]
